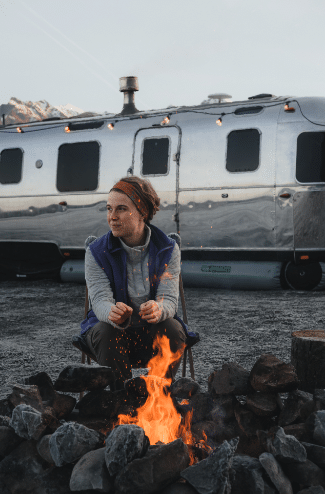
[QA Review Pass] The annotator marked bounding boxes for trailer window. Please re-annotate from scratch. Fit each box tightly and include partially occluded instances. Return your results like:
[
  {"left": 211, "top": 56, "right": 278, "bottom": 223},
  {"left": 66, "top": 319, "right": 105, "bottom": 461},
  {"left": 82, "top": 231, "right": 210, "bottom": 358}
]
[
  {"left": 226, "top": 129, "right": 260, "bottom": 172},
  {"left": 141, "top": 137, "right": 169, "bottom": 176},
  {"left": 57, "top": 141, "right": 99, "bottom": 192},
  {"left": 0, "top": 148, "right": 23, "bottom": 184},
  {"left": 296, "top": 132, "right": 325, "bottom": 183}
]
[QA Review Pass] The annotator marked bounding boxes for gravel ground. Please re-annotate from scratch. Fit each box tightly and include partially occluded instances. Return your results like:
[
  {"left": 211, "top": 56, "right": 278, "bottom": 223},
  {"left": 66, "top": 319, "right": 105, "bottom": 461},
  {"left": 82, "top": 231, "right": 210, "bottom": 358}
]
[{"left": 1, "top": 280, "right": 325, "bottom": 400}]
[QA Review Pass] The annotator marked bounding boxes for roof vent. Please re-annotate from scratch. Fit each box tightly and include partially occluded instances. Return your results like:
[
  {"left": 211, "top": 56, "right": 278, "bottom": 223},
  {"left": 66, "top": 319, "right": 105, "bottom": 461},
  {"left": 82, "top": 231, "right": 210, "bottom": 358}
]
[
  {"left": 201, "top": 93, "right": 232, "bottom": 105},
  {"left": 248, "top": 93, "right": 275, "bottom": 100},
  {"left": 119, "top": 76, "right": 139, "bottom": 115}
]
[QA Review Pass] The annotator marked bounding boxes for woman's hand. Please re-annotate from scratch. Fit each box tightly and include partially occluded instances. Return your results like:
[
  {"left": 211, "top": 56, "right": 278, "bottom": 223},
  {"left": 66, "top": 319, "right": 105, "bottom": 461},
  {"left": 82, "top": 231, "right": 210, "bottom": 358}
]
[
  {"left": 139, "top": 300, "right": 162, "bottom": 324},
  {"left": 109, "top": 302, "right": 133, "bottom": 325}
]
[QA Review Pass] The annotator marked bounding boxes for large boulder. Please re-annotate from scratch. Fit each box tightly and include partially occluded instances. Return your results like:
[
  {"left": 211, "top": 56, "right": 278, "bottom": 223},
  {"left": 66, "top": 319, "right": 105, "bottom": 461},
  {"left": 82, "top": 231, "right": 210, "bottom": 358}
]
[
  {"left": 234, "top": 403, "right": 270, "bottom": 437},
  {"left": 10, "top": 404, "right": 49, "bottom": 440},
  {"left": 306, "top": 411, "right": 325, "bottom": 447},
  {"left": 246, "top": 392, "right": 279, "bottom": 417},
  {"left": 76, "top": 389, "right": 131, "bottom": 418},
  {"left": 8, "top": 384, "right": 43, "bottom": 412},
  {"left": 208, "top": 395, "right": 238, "bottom": 422},
  {"left": 266, "top": 426, "right": 307, "bottom": 464},
  {"left": 70, "top": 447, "right": 114, "bottom": 493},
  {"left": 259, "top": 452, "right": 293, "bottom": 494},
  {"left": 105, "top": 424, "right": 149, "bottom": 477},
  {"left": 177, "top": 392, "right": 215, "bottom": 424},
  {"left": 115, "top": 438, "right": 190, "bottom": 493},
  {"left": 278, "top": 390, "right": 315, "bottom": 426},
  {"left": 208, "top": 362, "right": 251, "bottom": 396},
  {"left": 250, "top": 354, "right": 299, "bottom": 393},
  {"left": 54, "top": 364, "right": 115, "bottom": 392},
  {"left": 181, "top": 438, "right": 239, "bottom": 494},
  {"left": 230, "top": 454, "right": 265, "bottom": 494},
  {"left": 170, "top": 378, "right": 200, "bottom": 399},
  {"left": 49, "top": 421, "right": 104, "bottom": 466}
]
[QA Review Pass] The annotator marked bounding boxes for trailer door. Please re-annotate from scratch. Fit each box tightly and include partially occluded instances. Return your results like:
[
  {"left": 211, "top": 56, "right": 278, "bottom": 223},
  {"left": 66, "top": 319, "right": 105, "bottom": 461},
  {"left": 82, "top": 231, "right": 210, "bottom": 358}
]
[{"left": 133, "top": 126, "right": 180, "bottom": 234}]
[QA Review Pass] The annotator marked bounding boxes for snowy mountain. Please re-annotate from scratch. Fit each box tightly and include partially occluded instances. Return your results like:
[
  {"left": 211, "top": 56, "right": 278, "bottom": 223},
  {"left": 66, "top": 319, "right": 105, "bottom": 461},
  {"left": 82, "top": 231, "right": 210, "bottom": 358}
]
[{"left": 1, "top": 98, "right": 85, "bottom": 125}]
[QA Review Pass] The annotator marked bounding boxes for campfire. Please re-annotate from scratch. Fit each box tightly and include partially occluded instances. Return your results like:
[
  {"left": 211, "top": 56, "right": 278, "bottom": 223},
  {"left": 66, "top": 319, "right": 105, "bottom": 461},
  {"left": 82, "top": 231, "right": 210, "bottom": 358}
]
[
  {"left": 2, "top": 349, "right": 325, "bottom": 493},
  {"left": 117, "top": 335, "right": 194, "bottom": 446}
]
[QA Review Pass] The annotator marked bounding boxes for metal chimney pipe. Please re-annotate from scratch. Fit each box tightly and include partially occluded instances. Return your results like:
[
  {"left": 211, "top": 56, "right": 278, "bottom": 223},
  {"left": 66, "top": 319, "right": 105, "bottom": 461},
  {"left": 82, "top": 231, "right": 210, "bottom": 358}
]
[{"left": 119, "top": 76, "right": 139, "bottom": 115}]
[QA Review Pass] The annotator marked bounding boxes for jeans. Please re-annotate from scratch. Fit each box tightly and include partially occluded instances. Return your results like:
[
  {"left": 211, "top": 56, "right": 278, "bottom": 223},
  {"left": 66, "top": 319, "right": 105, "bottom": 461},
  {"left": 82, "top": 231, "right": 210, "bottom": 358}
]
[{"left": 85, "top": 318, "right": 186, "bottom": 383}]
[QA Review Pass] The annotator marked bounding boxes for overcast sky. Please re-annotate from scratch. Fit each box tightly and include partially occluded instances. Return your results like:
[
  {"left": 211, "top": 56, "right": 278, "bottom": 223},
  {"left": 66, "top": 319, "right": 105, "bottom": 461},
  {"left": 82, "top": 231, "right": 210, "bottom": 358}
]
[{"left": 0, "top": 0, "right": 324, "bottom": 114}]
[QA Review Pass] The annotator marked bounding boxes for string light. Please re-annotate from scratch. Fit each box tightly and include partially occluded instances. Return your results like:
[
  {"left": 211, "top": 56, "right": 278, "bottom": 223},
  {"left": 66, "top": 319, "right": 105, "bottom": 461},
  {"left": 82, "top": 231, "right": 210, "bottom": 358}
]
[
  {"left": 107, "top": 123, "right": 114, "bottom": 130},
  {"left": 16, "top": 127, "right": 23, "bottom": 133},
  {"left": 161, "top": 114, "right": 171, "bottom": 125},
  {"left": 284, "top": 104, "right": 295, "bottom": 112},
  {"left": 216, "top": 113, "right": 225, "bottom": 126},
  {"left": 64, "top": 126, "right": 70, "bottom": 133}
]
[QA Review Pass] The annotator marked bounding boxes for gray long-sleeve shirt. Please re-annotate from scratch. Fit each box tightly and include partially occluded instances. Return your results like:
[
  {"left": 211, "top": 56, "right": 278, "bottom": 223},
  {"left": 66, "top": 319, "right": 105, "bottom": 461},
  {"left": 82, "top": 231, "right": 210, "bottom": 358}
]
[{"left": 85, "top": 225, "right": 180, "bottom": 330}]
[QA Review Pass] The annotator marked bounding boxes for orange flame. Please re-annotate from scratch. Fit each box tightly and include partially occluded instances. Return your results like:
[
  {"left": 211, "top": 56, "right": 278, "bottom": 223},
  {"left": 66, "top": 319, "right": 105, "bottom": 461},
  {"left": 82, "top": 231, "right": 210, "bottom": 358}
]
[{"left": 117, "top": 334, "right": 194, "bottom": 447}]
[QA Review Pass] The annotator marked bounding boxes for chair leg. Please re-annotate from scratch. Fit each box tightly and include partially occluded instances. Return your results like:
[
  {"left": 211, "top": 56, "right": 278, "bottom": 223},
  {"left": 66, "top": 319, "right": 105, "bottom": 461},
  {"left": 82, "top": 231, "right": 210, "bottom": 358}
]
[
  {"left": 187, "top": 348, "right": 195, "bottom": 381},
  {"left": 182, "top": 348, "right": 188, "bottom": 377}
]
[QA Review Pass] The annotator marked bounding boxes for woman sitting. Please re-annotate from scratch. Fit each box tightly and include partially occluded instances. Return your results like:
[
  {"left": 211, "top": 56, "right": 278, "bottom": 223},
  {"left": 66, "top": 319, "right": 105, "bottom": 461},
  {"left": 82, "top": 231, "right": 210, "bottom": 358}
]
[{"left": 80, "top": 176, "right": 186, "bottom": 389}]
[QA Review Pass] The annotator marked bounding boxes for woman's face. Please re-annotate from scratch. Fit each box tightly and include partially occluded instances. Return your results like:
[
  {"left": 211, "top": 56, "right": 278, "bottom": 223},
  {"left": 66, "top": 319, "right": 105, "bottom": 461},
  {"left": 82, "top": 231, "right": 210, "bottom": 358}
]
[{"left": 106, "top": 190, "right": 146, "bottom": 245}]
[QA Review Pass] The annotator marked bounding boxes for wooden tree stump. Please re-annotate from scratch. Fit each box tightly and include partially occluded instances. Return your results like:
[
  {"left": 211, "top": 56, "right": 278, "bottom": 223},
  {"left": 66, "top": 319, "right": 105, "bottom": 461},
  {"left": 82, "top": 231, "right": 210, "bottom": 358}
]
[{"left": 291, "top": 330, "right": 325, "bottom": 393}]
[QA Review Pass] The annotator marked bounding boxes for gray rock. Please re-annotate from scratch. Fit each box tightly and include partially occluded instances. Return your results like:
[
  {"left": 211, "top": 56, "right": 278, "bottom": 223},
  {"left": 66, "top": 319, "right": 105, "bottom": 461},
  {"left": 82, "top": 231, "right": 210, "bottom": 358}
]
[
  {"left": 105, "top": 424, "right": 149, "bottom": 477},
  {"left": 246, "top": 392, "right": 279, "bottom": 417},
  {"left": 283, "top": 423, "right": 313, "bottom": 443},
  {"left": 302, "top": 441, "right": 325, "bottom": 470},
  {"left": 306, "top": 411, "right": 325, "bottom": 447},
  {"left": 259, "top": 452, "right": 293, "bottom": 493},
  {"left": 181, "top": 438, "right": 239, "bottom": 494},
  {"left": 49, "top": 421, "right": 104, "bottom": 466},
  {"left": 297, "top": 486, "right": 325, "bottom": 494},
  {"left": 208, "top": 395, "right": 238, "bottom": 422},
  {"left": 170, "top": 378, "right": 200, "bottom": 399},
  {"left": 283, "top": 459, "right": 325, "bottom": 487},
  {"left": 37, "top": 435, "right": 55, "bottom": 464},
  {"left": 9, "top": 404, "right": 48, "bottom": 440},
  {"left": 234, "top": 403, "right": 270, "bottom": 437},
  {"left": 250, "top": 354, "right": 299, "bottom": 393},
  {"left": 278, "top": 390, "right": 314, "bottom": 426},
  {"left": 262, "top": 478, "right": 277, "bottom": 493},
  {"left": 24, "top": 371, "right": 55, "bottom": 401},
  {"left": 8, "top": 384, "right": 43, "bottom": 412},
  {"left": 0, "top": 416, "right": 11, "bottom": 427},
  {"left": 208, "top": 362, "right": 250, "bottom": 396},
  {"left": 314, "top": 390, "right": 325, "bottom": 411},
  {"left": 54, "top": 364, "right": 115, "bottom": 392},
  {"left": 191, "top": 420, "right": 220, "bottom": 441},
  {"left": 267, "top": 426, "right": 307, "bottom": 464},
  {"left": 177, "top": 392, "right": 215, "bottom": 424},
  {"left": 231, "top": 454, "right": 265, "bottom": 494},
  {"left": 115, "top": 438, "right": 190, "bottom": 493},
  {"left": 0, "top": 426, "right": 23, "bottom": 459},
  {"left": 70, "top": 447, "right": 114, "bottom": 493},
  {"left": 0, "top": 440, "right": 48, "bottom": 493},
  {"left": 50, "top": 392, "right": 76, "bottom": 419},
  {"left": 76, "top": 389, "right": 127, "bottom": 418}
]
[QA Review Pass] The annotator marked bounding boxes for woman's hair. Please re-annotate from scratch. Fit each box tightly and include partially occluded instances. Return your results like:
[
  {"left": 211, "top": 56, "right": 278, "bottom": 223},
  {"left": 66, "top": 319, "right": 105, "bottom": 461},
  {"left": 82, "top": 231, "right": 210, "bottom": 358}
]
[{"left": 111, "top": 176, "right": 160, "bottom": 223}]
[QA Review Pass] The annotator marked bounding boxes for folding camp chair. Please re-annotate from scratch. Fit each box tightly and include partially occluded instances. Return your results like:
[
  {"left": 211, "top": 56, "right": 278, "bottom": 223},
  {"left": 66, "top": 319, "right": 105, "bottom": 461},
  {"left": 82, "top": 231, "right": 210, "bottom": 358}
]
[{"left": 72, "top": 233, "right": 199, "bottom": 397}]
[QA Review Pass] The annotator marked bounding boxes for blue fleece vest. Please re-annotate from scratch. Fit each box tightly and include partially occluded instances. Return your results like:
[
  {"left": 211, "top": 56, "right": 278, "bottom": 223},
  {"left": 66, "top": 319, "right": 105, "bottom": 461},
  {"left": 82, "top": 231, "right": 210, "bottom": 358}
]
[{"left": 80, "top": 224, "right": 175, "bottom": 334}]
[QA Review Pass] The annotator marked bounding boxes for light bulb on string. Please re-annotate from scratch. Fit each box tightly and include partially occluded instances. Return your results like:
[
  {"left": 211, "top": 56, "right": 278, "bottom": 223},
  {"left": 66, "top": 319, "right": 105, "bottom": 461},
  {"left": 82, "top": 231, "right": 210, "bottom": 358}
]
[
  {"left": 284, "top": 103, "right": 295, "bottom": 112},
  {"left": 107, "top": 123, "right": 114, "bottom": 130},
  {"left": 161, "top": 114, "right": 171, "bottom": 125},
  {"left": 216, "top": 113, "right": 225, "bottom": 126},
  {"left": 16, "top": 127, "right": 24, "bottom": 133},
  {"left": 64, "top": 126, "right": 70, "bottom": 133}
]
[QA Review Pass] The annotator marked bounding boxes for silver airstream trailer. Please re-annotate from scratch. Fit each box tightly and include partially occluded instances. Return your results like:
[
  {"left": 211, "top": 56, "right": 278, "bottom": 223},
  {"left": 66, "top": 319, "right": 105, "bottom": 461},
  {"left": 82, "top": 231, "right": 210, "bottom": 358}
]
[{"left": 1, "top": 76, "right": 325, "bottom": 290}]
